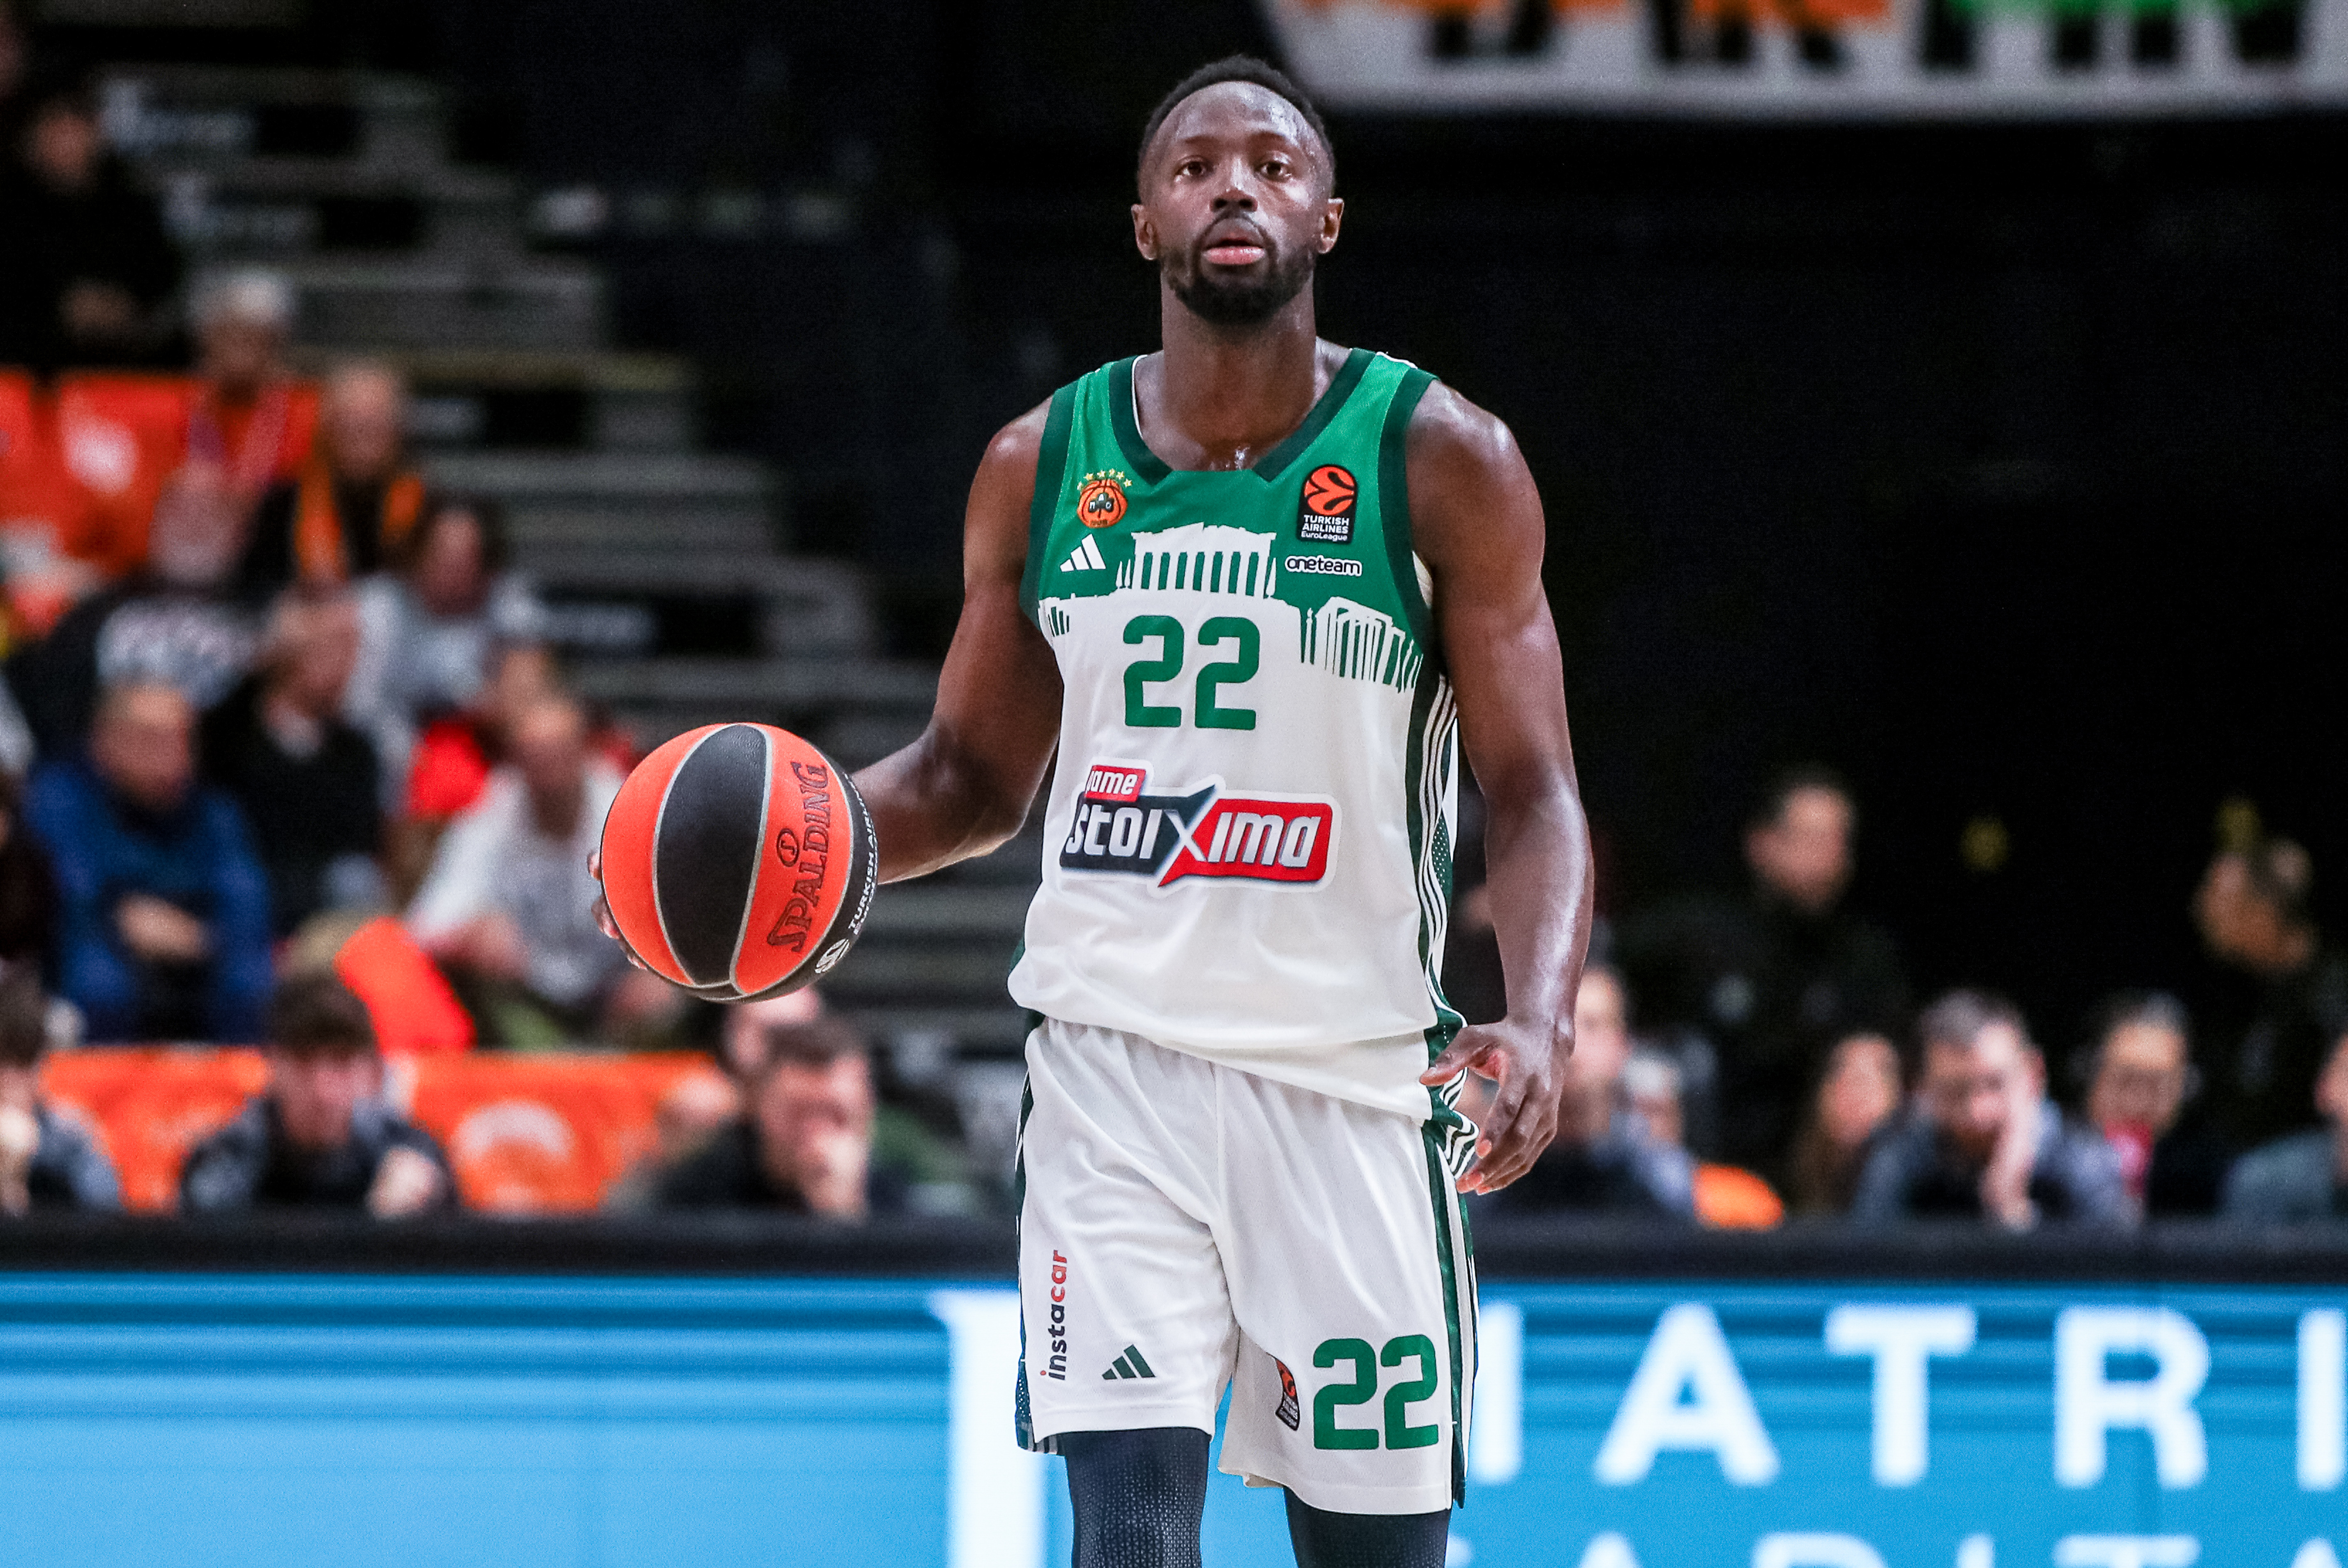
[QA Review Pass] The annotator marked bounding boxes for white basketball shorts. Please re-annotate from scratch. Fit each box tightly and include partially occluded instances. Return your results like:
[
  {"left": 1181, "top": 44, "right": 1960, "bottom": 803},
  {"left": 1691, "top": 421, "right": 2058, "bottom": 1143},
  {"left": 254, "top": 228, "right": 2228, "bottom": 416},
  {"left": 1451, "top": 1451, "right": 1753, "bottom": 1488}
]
[{"left": 1013, "top": 1017, "right": 1478, "bottom": 1515}]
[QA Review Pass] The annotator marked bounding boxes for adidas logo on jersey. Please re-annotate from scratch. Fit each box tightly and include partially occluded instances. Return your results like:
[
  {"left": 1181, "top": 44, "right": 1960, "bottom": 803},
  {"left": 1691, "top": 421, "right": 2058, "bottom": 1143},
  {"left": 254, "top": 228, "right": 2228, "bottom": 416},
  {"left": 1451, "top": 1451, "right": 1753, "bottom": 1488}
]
[
  {"left": 1102, "top": 1345, "right": 1157, "bottom": 1381},
  {"left": 1059, "top": 535, "right": 1107, "bottom": 573},
  {"left": 1061, "top": 761, "right": 1335, "bottom": 889}
]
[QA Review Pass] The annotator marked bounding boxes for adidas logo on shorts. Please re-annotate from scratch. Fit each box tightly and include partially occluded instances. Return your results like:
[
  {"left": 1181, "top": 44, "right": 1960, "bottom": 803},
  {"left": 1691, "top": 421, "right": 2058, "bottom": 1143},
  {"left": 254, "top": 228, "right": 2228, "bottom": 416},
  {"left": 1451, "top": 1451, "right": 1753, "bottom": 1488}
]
[{"left": 1101, "top": 1345, "right": 1157, "bottom": 1381}]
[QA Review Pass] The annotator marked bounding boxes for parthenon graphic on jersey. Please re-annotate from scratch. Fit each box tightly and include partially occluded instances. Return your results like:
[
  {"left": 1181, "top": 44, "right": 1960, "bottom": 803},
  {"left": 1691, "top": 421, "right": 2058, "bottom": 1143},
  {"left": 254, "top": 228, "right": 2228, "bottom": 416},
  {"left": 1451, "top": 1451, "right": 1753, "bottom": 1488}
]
[
  {"left": 1117, "top": 523, "right": 1279, "bottom": 599},
  {"left": 1304, "top": 597, "right": 1424, "bottom": 691}
]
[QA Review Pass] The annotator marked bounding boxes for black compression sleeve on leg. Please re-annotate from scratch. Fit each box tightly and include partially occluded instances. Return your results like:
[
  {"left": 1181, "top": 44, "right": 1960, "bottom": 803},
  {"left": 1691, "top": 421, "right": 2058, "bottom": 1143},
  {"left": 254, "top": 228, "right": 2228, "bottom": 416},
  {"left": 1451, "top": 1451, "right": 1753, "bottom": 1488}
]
[
  {"left": 1283, "top": 1490, "right": 1450, "bottom": 1568},
  {"left": 1059, "top": 1427, "right": 1211, "bottom": 1568}
]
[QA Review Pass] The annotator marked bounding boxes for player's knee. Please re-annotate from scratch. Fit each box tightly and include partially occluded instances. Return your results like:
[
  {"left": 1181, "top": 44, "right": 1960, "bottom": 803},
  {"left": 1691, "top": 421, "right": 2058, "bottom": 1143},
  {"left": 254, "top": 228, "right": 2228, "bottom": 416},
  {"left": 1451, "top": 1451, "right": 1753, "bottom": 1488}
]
[
  {"left": 1284, "top": 1490, "right": 1450, "bottom": 1568},
  {"left": 1061, "top": 1428, "right": 1209, "bottom": 1568}
]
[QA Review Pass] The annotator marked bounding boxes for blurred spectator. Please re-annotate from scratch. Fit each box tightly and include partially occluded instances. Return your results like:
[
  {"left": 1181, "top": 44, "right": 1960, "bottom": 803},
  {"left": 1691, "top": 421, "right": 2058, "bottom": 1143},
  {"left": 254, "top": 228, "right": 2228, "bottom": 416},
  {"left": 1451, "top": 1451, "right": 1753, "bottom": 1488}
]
[
  {"left": 2194, "top": 838, "right": 2348, "bottom": 1149},
  {"left": 2221, "top": 1032, "right": 2348, "bottom": 1223},
  {"left": 1625, "top": 1045, "right": 1784, "bottom": 1228},
  {"left": 601, "top": 989, "right": 824, "bottom": 1211},
  {"left": 1786, "top": 1032, "right": 1904, "bottom": 1216},
  {"left": 25, "top": 681, "right": 269, "bottom": 1041},
  {"left": 1479, "top": 965, "right": 1695, "bottom": 1218},
  {"left": 0, "top": 768, "right": 55, "bottom": 967},
  {"left": 407, "top": 695, "right": 661, "bottom": 1046},
  {"left": 1621, "top": 765, "right": 1909, "bottom": 1179},
  {"left": 183, "top": 272, "right": 312, "bottom": 514},
  {"left": 1853, "top": 990, "right": 2128, "bottom": 1229},
  {"left": 0, "top": 966, "right": 119, "bottom": 1213},
  {"left": 342, "top": 497, "right": 547, "bottom": 795},
  {"left": 7, "top": 452, "right": 260, "bottom": 756},
  {"left": 178, "top": 972, "right": 451, "bottom": 1215},
  {"left": 200, "top": 591, "right": 384, "bottom": 937},
  {"left": 652, "top": 1013, "right": 906, "bottom": 1218},
  {"left": 239, "top": 362, "right": 423, "bottom": 596},
  {"left": 0, "top": 68, "right": 182, "bottom": 371},
  {"left": 2080, "top": 992, "right": 2230, "bottom": 1220}
]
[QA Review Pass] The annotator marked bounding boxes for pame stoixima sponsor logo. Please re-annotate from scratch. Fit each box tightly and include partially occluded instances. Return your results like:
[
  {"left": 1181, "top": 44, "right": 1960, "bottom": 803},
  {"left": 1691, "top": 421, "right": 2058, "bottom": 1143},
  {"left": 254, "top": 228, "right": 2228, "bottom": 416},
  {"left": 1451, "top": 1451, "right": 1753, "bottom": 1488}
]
[{"left": 1061, "top": 760, "right": 1335, "bottom": 888}]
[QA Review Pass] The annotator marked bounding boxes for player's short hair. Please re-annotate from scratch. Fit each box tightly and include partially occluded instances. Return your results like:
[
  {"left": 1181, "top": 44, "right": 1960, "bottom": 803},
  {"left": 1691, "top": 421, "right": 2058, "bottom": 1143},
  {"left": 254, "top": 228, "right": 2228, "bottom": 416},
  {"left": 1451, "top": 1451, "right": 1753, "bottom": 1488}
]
[
  {"left": 1917, "top": 988, "right": 2028, "bottom": 1060},
  {"left": 1747, "top": 762, "right": 1853, "bottom": 834},
  {"left": 269, "top": 973, "right": 378, "bottom": 1060},
  {"left": 749, "top": 1015, "right": 869, "bottom": 1078},
  {"left": 1137, "top": 55, "right": 1334, "bottom": 194}
]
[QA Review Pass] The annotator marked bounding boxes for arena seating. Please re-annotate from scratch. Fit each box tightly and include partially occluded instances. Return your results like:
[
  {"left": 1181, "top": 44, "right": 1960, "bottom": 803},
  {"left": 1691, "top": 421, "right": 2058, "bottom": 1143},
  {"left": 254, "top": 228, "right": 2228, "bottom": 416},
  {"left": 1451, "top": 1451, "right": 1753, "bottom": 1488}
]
[{"left": 40, "top": 1045, "right": 723, "bottom": 1213}]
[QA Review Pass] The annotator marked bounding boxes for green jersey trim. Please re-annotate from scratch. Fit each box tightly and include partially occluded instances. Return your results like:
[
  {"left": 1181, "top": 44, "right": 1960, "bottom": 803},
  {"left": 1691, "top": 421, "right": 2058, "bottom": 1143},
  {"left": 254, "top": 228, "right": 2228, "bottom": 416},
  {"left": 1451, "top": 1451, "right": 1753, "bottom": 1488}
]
[
  {"left": 1378, "top": 363, "right": 1439, "bottom": 652},
  {"left": 1019, "top": 385, "right": 1079, "bottom": 622},
  {"left": 1104, "top": 347, "right": 1376, "bottom": 487}
]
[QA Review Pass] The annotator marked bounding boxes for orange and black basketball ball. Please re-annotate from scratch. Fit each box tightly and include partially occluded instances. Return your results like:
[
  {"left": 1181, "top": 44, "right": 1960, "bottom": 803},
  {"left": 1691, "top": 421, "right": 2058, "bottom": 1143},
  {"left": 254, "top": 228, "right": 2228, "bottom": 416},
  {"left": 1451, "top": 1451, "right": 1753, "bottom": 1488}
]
[{"left": 599, "top": 723, "right": 878, "bottom": 1001}]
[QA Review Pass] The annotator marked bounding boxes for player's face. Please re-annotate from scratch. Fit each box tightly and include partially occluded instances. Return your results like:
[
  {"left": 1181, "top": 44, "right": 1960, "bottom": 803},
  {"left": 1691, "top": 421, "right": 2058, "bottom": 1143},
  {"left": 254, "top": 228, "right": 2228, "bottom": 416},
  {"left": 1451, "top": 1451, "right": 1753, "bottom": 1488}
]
[{"left": 1133, "top": 83, "right": 1342, "bottom": 328}]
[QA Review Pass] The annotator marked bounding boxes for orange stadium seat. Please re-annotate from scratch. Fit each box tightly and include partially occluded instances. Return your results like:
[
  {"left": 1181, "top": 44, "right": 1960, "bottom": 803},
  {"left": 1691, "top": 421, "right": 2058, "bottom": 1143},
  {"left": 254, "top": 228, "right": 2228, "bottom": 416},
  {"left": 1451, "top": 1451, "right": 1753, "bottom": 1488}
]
[
  {"left": 332, "top": 916, "right": 477, "bottom": 1055},
  {"left": 48, "top": 373, "right": 322, "bottom": 579},
  {"left": 404, "top": 1054, "right": 718, "bottom": 1215},
  {"left": 41, "top": 1048, "right": 272, "bottom": 1212},
  {"left": 38, "top": 1048, "right": 715, "bottom": 1214},
  {"left": 0, "top": 372, "right": 106, "bottom": 637}
]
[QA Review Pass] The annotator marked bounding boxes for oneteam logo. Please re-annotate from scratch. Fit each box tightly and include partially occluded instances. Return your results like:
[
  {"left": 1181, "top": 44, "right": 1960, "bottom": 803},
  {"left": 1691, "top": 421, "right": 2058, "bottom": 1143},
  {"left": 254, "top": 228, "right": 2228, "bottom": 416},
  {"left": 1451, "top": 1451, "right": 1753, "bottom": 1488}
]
[
  {"left": 1285, "top": 554, "right": 1363, "bottom": 578},
  {"left": 1061, "top": 761, "right": 1335, "bottom": 887}
]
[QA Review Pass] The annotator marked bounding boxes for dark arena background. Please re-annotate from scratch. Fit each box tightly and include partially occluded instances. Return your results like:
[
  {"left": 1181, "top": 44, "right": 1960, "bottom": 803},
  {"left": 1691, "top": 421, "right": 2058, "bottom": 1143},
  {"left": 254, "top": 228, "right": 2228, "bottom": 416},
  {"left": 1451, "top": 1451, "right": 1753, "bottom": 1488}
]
[{"left": 0, "top": 0, "right": 2344, "bottom": 1563}]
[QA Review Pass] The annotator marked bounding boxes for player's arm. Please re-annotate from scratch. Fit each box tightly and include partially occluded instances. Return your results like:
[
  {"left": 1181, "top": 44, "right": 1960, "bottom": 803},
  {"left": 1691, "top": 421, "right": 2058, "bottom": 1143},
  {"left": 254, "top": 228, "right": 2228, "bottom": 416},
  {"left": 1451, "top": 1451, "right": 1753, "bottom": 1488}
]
[
  {"left": 1409, "top": 384, "right": 1596, "bottom": 1195},
  {"left": 852, "top": 404, "right": 1065, "bottom": 882}
]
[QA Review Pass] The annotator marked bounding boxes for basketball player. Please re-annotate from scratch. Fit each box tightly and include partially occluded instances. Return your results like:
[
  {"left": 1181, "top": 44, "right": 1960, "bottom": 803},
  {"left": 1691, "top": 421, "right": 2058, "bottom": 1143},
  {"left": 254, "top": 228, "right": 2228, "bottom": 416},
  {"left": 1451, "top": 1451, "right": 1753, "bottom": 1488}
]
[{"left": 607, "top": 55, "right": 1591, "bottom": 1568}]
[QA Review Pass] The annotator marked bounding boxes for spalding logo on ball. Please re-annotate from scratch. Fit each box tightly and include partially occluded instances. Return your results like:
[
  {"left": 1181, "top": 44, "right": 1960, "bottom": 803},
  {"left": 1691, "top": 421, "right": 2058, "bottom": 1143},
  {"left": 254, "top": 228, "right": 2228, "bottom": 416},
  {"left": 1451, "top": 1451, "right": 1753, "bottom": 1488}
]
[{"left": 600, "top": 723, "right": 878, "bottom": 1000}]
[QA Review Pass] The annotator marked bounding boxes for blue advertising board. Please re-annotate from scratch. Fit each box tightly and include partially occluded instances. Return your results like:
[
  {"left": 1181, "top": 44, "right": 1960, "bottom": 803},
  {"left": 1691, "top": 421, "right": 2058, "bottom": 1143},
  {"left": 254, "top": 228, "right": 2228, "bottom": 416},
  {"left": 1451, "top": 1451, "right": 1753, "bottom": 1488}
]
[{"left": 0, "top": 1271, "right": 2340, "bottom": 1567}]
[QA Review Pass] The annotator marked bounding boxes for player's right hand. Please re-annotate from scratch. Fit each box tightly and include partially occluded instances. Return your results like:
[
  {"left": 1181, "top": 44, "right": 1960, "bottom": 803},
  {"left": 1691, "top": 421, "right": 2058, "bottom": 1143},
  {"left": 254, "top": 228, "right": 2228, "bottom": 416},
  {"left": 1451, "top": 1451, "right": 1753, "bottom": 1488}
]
[
  {"left": 587, "top": 851, "right": 651, "bottom": 972},
  {"left": 1420, "top": 1016, "right": 1568, "bottom": 1195}
]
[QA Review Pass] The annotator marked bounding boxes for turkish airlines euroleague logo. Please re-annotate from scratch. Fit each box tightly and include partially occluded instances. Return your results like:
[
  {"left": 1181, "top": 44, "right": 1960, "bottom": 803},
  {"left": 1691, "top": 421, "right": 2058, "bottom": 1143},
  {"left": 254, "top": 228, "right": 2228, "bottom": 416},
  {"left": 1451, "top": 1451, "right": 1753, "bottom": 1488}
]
[
  {"left": 1060, "top": 761, "right": 1334, "bottom": 887},
  {"left": 1298, "top": 464, "right": 1356, "bottom": 546}
]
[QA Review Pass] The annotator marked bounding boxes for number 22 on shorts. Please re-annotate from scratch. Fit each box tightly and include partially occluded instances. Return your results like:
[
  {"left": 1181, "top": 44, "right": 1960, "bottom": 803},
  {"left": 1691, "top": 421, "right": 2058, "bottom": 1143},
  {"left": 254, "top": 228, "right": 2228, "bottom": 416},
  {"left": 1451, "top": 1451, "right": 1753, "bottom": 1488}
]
[{"left": 1311, "top": 1335, "right": 1440, "bottom": 1450}]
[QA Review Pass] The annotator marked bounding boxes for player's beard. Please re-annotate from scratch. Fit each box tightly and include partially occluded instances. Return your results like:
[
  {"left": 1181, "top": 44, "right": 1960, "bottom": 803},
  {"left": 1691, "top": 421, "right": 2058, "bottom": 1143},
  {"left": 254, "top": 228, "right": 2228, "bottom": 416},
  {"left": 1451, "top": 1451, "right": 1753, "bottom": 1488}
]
[{"left": 1164, "top": 232, "right": 1314, "bottom": 327}]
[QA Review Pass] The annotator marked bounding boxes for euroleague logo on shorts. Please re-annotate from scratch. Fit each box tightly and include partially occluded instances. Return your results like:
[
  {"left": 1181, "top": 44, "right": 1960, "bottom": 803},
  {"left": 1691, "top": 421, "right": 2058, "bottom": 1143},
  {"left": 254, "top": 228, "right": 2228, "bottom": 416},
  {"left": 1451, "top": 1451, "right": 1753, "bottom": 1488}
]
[
  {"left": 1297, "top": 463, "right": 1356, "bottom": 546},
  {"left": 1076, "top": 469, "right": 1129, "bottom": 529},
  {"left": 1060, "top": 761, "right": 1335, "bottom": 888}
]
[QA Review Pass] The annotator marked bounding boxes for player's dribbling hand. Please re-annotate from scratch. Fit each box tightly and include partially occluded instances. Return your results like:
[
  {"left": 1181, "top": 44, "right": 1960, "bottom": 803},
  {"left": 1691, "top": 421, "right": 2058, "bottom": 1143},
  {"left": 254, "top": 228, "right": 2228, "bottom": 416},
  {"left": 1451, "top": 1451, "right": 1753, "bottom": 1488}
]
[
  {"left": 1420, "top": 1019, "right": 1569, "bottom": 1195},
  {"left": 587, "top": 851, "right": 652, "bottom": 972}
]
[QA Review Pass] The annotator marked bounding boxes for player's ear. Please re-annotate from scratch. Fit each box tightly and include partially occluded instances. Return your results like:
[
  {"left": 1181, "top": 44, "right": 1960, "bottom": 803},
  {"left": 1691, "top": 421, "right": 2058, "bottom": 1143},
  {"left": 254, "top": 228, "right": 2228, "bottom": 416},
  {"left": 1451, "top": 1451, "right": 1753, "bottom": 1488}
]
[
  {"left": 1318, "top": 196, "right": 1344, "bottom": 255},
  {"left": 1132, "top": 203, "right": 1158, "bottom": 262}
]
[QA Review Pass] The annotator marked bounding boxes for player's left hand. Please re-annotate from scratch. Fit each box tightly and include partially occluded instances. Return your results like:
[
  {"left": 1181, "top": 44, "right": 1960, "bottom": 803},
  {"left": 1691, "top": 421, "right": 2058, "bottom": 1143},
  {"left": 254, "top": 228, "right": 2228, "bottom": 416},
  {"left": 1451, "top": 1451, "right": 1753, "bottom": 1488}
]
[{"left": 1420, "top": 1018, "right": 1569, "bottom": 1195}]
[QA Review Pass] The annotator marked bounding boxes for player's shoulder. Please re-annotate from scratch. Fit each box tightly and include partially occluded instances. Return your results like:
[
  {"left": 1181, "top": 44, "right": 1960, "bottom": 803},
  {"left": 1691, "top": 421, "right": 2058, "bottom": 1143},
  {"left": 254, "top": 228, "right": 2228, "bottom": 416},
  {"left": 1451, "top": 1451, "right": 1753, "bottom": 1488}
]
[
  {"left": 979, "top": 397, "right": 1057, "bottom": 479},
  {"left": 1400, "top": 375, "right": 1522, "bottom": 482}
]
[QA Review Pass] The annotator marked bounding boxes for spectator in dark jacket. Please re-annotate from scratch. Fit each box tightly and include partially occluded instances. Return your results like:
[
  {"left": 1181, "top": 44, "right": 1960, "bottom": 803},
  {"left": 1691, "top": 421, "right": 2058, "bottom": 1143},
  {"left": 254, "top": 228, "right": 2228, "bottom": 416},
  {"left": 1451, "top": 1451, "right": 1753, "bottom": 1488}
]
[
  {"left": 2079, "top": 992, "right": 2231, "bottom": 1220},
  {"left": 7, "top": 456, "right": 262, "bottom": 758},
  {"left": 1786, "top": 1032, "right": 1904, "bottom": 1216},
  {"left": 1853, "top": 990, "right": 2129, "bottom": 1229},
  {"left": 0, "top": 965, "right": 119, "bottom": 1213},
  {"left": 202, "top": 590, "right": 383, "bottom": 936},
  {"left": 179, "top": 972, "right": 452, "bottom": 1215},
  {"left": 239, "top": 363, "right": 424, "bottom": 597},
  {"left": 2194, "top": 837, "right": 2348, "bottom": 1150},
  {"left": 2222, "top": 1032, "right": 2348, "bottom": 1224},
  {"left": 654, "top": 1014, "right": 906, "bottom": 1218},
  {"left": 0, "top": 70, "right": 181, "bottom": 371},
  {"left": 1621, "top": 765, "right": 1910, "bottom": 1179},
  {"left": 25, "top": 680, "right": 271, "bottom": 1041}
]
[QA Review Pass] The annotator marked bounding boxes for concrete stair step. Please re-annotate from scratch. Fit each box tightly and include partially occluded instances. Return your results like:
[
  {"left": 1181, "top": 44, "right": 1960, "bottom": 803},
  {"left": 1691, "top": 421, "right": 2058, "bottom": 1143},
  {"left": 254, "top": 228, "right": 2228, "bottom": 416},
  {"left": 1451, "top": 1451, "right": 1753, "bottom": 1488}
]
[
  {"left": 100, "top": 67, "right": 447, "bottom": 171},
  {"left": 505, "top": 513, "right": 773, "bottom": 554},
  {"left": 861, "top": 885, "right": 1035, "bottom": 940},
  {"left": 153, "top": 161, "right": 518, "bottom": 262},
  {"left": 569, "top": 657, "right": 937, "bottom": 712},
  {"left": 840, "top": 1005, "right": 1033, "bottom": 1052},
  {"left": 422, "top": 450, "right": 770, "bottom": 506},
  {"left": 197, "top": 257, "right": 605, "bottom": 352}
]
